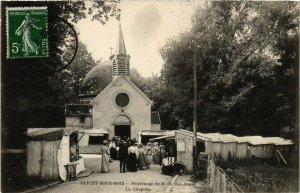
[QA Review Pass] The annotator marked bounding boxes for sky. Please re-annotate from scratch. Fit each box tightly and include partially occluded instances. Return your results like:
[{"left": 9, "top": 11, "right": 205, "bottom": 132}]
[{"left": 76, "top": 1, "right": 199, "bottom": 77}]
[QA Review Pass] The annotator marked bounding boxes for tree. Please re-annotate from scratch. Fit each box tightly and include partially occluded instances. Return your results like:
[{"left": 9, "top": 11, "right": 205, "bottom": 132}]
[
  {"left": 48, "top": 41, "right": 98, "bottom": 106},
  {"left": 143, "top": 74, "right": 181, "bottom": 130},
  {"left": 159, "top": 2, "right": 298, "bottom": 136},
  {"left": 1, "top": 1, "right": 120, "bottom": 148}
]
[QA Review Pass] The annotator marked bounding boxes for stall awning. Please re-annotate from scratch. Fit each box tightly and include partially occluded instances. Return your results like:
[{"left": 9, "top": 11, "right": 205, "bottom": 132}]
[
  {"left": 78, "top": 128, "right": 109, "bottom": 136},
  {"left": 150, "top": 135, "right": 175, "bottom": 141},
  {"left": 141, "top": 130, "right": 175, "bottom": 136},
  {"left": 175, "top": 129, "right": 211, "bottom": 142},
  {"left": 176, "top": 129, "right": 293, "bottom": 145},
  {"left": 27, "top": 127, "right": 80, "bottom": 141}
]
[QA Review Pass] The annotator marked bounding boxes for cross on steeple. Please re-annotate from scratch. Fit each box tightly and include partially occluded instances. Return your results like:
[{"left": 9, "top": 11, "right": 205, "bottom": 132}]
[{"left": 112, "top": 23, "right": 130, "bottom": 79}]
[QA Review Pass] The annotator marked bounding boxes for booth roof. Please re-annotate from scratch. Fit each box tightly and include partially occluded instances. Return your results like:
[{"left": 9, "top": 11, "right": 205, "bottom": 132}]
[
  {"left": 175, "top": 129, "right": 211, "bottom": 142},
  {"left": 199, "top": 133, "right": 254, "bottom": 143},
  {"left": 78, "top": 128, "right": 109, "bottom": 134},
  {"left": 150, "top": 135, "right": 175, "bottom": 141},
  {"left": 239, "top": 136, "right": 293, "bottom": 145},
  {"left": 176, "top": 129, "right": 293, "bottom": 145},
  {"left": 141, "top": 130, "right": 175, "bottom": 136},
  {"left": 27, "top": 127, "right": 80, "bottom": 141}
]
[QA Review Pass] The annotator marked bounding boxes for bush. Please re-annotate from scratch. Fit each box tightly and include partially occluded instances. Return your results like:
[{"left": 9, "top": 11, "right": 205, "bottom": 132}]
[{"left": 218, "top": 158, "right": 299, "bottom": 192}]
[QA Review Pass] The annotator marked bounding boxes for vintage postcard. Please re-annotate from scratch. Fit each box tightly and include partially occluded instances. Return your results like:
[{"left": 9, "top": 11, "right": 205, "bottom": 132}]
[{"left": 1, "top": 1, "right": 299, "bottom": 193}]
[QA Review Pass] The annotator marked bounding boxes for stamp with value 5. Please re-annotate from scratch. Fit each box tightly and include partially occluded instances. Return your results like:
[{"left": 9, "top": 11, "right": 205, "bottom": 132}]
[{"left": 6, "top": 7, "right": 48, "bottom": 58}]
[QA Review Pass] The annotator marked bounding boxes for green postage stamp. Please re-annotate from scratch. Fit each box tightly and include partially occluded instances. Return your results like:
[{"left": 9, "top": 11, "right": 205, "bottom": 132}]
[{"left": 6, "top": 7, "right": 48, "bottom": 58}]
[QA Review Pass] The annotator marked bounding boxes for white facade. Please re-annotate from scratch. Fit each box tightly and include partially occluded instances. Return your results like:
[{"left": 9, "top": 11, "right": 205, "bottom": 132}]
[{"left": 92, "top": 76, "right": 152, "bottom": 139}]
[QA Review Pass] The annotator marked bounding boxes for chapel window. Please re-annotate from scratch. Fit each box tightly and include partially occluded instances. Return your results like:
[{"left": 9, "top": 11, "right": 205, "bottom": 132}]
[{"left": 115, "top": 92, "right": 129, "bottom": 108}]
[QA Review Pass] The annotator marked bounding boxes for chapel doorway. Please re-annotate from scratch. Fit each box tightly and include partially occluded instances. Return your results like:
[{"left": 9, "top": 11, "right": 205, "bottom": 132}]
[{"left": 115, "top": 125, "right": 131, "bottom": 139}]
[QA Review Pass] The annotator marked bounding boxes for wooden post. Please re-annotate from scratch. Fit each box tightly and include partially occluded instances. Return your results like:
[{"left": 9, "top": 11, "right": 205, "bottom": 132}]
[
  {"left": 193, "top": 46, "right": 198, "bottom": 179},
  {"left": 276, "top": 150, "right": 287, "bottom": 164},
  {"left": 210, "top": 160, "right": 214, "bottom": 188},
  {"left": 217, "top": 169, "right": 220, "bottom": 193},
  {"left": 275, "top": 151, "right": 281, "bottom": 164},
  {"left": 222, "top": 172, "right": 226, "bottom": 193}
]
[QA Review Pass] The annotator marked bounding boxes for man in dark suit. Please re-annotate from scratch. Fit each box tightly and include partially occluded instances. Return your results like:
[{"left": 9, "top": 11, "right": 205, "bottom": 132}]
[{"left": 119, "top": 140, "right": 128, "bottom": 173}]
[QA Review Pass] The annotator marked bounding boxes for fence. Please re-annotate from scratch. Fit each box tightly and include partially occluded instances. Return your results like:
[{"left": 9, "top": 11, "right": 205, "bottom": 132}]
[{"left": 207, "top": 159, "right": 244, "bottom": 193}]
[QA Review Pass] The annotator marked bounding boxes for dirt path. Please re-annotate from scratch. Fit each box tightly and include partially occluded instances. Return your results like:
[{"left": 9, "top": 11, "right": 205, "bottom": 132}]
[
  {"left": 41, "top": 161, "right": 173, "bottom": 193},
  {"left": 170, "top": 175, "right": 210, "bottom": 193}
]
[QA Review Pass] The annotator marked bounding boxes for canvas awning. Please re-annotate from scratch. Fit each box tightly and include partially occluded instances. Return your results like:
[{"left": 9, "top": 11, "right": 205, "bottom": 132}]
[
  {"left": 175, "top": 129, "right": 211, "bottom": 142},
  {"left": 27, "top": 127, "right": 79, "bottom": 141},
  {"left": 78, "top": 128, "right": 109, "bottom": 136},
  {"left": 150, "top": 135, "right": 175, "bottom": 141},
  {"left": 141, "top": 130, "right": 175, "bottom": 136},
  {"left": 176, "top": 129, "right": 293, "bottom": 146}
]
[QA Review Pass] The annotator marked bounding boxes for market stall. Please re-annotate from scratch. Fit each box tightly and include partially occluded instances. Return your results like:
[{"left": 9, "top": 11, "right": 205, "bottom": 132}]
[{"left": 26, "top": 127, "right": 85, "bottom": 181}]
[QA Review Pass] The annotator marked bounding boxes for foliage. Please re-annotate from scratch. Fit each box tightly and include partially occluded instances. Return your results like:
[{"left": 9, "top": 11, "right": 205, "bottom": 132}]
[
  {"left": 219, "top": 159, "right": 299, "bottom": 192},
  {"left": 143, "top": 75, "right": 181, "bottom": 129},
  {"left": 1, "top": 1, "right": 120, "bottom": 148},
  {"left": 48, "top": 41, "right": 98, "bottom": 106},
  {"left": 159, "top": 1, "right": 299, "bottom": 136}
]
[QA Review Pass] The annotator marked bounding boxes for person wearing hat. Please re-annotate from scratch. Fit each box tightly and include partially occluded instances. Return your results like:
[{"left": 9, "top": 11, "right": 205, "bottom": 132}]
[
  {"left": 109, "top": 139, "right": 117, "bottom": 160},
  {"left": 99, "top": 140, "right": 110, "bottom": 173},
  {"left": 145, "top": 145, "right": 153, "bottom": 169},
  {"left": 152, "top": 142, "right": 160, "bottom": 164},
  {"left": 119, "top": 140, "right": 128, "bottom": 173},
  {"left": 159, "top": 144, "right": 166, "bottom": 166},
  {"left": 127, "top": 140, "right": 138, "bottom": 172},
  {"left": 137, "top": 143, "right": 146, "bottom": 170}
]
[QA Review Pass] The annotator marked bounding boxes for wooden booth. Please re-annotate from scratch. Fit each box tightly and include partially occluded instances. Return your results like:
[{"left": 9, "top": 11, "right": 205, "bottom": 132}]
[
  {"left": 175, "top": 129, "right": 293, "bottom": 172},
  {"left": 175, "top": 130, "right": 209, "bottom": 173},
  {"left": 26, "top": 127, "right": 85, "bottom": 181}
]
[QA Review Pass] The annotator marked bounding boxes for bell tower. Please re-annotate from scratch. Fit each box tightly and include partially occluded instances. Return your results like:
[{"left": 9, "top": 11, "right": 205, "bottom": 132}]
[{"left": 112, "top": 23, "right": 130, "bottom": 79}]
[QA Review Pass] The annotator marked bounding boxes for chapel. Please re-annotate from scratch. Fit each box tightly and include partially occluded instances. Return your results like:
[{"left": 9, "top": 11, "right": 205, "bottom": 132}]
[{"left": 65, "top": 24, "right": 162, "bottom": 142}]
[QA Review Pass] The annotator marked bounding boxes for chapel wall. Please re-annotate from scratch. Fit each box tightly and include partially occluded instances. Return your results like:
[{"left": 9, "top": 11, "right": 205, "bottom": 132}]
[{"left": 92, "top": 78, "right": 151, "bottom": 139}]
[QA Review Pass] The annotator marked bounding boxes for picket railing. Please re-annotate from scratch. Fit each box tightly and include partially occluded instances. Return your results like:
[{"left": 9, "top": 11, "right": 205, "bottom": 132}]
[{"left": 207, "top": 159, "right": 244, "bottom": 193}]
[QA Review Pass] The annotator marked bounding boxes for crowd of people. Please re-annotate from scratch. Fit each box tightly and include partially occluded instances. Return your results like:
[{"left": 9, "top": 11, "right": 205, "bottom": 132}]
[{"left": 98, "top": 137, "right": 167, "bottom": 173}]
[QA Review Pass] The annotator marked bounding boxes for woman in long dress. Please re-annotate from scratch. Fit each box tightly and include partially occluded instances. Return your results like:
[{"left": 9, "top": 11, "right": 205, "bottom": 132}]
[
  {"left": 152, "top": 143, "right": 160, "bottom": 164},
  {"left": 137, "top": 144, "right": 146, "bottom": 170},
  {"left": 159, "top": 145, "right": 166, "bottom": 166},
  {"left": 99, "top": 140, "right": 110, "bottom": 173},
  {"left": 145, "top": 144, "right": 153, "bottom": 169},
  {"left": 109, "top": 140, "right": 117, "bottom": 160},
  {"left": 127, "top": 141, "right": 138, "bottom": 172}
]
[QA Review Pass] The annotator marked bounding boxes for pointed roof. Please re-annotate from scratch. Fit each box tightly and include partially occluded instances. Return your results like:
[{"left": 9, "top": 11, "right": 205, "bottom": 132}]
[{"left": 115, "top": 23, "right": 127, "bottom": 55}]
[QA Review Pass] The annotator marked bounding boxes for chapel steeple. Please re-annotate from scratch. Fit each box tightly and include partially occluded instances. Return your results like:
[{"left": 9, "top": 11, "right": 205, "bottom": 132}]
[{"left": 112, "top": 23, "right": 130, "bottom": 79}]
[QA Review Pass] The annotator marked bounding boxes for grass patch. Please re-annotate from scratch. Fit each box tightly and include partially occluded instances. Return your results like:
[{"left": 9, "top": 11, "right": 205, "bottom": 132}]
[{"left": 218, "top": 158, "right": 299, "bottom": 192}]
